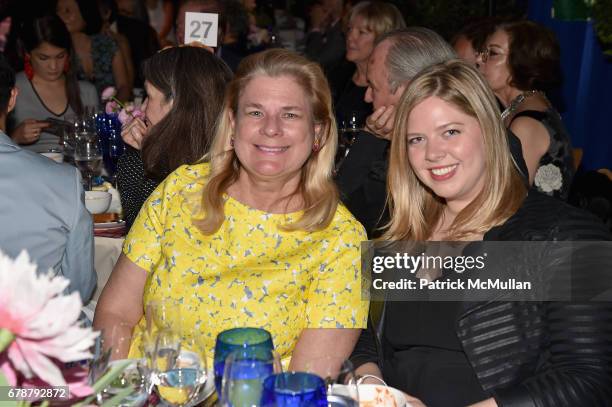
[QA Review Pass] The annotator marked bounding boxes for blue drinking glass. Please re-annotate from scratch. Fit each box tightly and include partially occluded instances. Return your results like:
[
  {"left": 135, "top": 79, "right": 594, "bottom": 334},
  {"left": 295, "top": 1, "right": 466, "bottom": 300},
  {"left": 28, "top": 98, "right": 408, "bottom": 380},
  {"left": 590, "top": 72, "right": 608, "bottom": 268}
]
[
  {"left": 261, "top": 372, "right": 327, "bottom": 407},
  {"left": 220, "top": 347, "right": 282, "bottom": 407},
  {"left": 96, "top": 112, "right": 125, "bottom": 181},
  {"left": 214, "top": 328, "right": 274, "bottom": 395}
]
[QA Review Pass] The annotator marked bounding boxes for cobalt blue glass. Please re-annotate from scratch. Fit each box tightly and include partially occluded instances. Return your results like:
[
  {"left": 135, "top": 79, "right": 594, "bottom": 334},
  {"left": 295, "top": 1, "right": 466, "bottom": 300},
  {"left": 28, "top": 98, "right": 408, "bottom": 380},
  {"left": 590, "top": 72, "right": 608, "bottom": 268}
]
[
  {"left": 96, "top": 112, "right": 125, "bottom": 180},
  {"left": 221, "top": 347, "right": 279, "bottom": 407},
  {"left": 261, "top": 372, "right": 327, "bottom": 407},
  {"left": 214, "top": 328, "right": 274, "bottom": 395}
]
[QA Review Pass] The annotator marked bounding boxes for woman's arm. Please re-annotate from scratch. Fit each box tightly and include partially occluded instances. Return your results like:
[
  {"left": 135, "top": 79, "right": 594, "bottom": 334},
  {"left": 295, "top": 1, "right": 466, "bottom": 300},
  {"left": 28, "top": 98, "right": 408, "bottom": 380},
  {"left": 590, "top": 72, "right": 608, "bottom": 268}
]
[
  {"left": 289, "top": 328, "right": 360, "bottom": 376},
  {"left": 111, "top": 46, "right": 132, "bottom": 102},
  {"left": 509, "top": 117, "right": 550, "bottom": 185},
  {"left": 115, "top": 33, "right": 135, "bottom": 92},
  {"left": 158, "top": 0, "right": 174, "bottom": 45},
  {"left": 93, "top": 254, "right": 147, "bottom": 359}
]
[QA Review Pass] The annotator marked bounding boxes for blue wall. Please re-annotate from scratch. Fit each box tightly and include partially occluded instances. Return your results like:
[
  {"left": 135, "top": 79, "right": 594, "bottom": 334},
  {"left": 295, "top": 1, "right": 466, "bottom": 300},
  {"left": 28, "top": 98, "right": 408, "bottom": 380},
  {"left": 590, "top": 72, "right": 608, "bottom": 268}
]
[{"left": 529, "top": 0, "right": 612, "bottom": 171}]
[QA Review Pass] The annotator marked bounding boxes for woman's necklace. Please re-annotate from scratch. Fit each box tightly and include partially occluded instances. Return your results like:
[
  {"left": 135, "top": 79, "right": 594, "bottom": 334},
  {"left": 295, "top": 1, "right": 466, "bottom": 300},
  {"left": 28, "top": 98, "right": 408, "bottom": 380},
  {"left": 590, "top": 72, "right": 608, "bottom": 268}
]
[{"left": 501, "top": 90, "right": 542, "bottom": 121}]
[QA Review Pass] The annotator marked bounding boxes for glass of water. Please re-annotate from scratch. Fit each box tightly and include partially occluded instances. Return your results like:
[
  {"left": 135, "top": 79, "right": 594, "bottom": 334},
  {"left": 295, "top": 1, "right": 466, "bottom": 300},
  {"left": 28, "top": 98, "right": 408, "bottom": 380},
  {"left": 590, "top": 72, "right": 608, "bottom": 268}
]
[{"left": 74, "top": 132, "right": 102, "bottom": 190}]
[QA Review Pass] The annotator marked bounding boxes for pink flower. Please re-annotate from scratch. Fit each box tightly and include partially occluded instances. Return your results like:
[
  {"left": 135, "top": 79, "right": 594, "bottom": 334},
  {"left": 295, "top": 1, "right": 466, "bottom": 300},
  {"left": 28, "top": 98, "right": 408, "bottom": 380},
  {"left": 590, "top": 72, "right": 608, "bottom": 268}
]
[
  {"left": 101, "top": 86, "right": 117, "bottom": 101},
  {"left": 118, "top": 103, "right": 145, "bottom": 125},
  {"left": 105, "top": 100, "right": 119, "bottom": 114},
  {"left": 0, "top": 251, "right": 99, "bottom": 388}
]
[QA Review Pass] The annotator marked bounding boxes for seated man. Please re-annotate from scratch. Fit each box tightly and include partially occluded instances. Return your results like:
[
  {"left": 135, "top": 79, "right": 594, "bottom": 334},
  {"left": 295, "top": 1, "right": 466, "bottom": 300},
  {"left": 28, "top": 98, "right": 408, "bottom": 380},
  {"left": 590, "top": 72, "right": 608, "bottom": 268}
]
[{"left": 0, "top": 55, "right": 95, "bottom": 303}]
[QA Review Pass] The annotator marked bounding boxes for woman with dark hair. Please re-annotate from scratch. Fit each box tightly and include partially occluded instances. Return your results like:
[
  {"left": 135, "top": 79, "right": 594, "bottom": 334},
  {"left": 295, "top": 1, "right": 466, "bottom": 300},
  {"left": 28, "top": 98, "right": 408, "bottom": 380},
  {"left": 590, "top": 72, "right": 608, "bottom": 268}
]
[
  {"left": 8, "top": 15, "right": 98, "bottom": 153},
  {"left": 57, "top": 0, "right": 132, "bottom": 101},
  {"left": 478, "top": 20, "right": 573, "bottom": 200},
  {"left": 116, "top": 45, "right": 232, "bottom": 229}
]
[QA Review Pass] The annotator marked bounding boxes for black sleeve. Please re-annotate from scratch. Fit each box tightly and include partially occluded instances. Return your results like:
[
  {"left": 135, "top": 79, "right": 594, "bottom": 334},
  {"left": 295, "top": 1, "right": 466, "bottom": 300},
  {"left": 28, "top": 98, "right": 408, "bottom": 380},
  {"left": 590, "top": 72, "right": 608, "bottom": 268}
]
[
  {"left": 494, "top": 202, "right": 612, "bottom": 406},
  {"left": 116, "top": 147, "right": 158, "bottom": 230},
  {"left": 350, "top": 315, "right": 381, "bottom": 369}
]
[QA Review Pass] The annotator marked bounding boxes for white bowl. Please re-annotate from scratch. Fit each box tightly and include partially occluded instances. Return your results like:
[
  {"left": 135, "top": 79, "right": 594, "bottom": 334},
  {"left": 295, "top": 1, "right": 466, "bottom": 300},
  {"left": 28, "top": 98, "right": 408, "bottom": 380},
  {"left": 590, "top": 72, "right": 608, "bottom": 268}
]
[
  {"left": 40, "top": 152, "right": 63, "bottom": 163},
  {"left": 85, "top": 191, "right": 112, "bottom": 214}
]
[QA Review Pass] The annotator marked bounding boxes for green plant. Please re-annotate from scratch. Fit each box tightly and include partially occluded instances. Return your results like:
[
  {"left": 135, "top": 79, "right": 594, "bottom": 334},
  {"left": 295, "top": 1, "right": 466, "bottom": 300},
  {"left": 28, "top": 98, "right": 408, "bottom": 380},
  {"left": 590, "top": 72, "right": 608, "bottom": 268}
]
[{"left": 593, "top": 0, "right": 612, "bottom": 55}]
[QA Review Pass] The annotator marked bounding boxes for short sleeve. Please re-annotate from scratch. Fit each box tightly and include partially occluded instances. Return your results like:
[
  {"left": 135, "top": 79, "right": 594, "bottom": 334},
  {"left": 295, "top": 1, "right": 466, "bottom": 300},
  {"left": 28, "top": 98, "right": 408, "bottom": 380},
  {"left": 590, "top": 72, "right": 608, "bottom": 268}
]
[
  {"left": 305, "top": 211, "right": 369, "bottom": 328},
  {"left": 122, "top": 168, "right": 179, "bottom": 271}
]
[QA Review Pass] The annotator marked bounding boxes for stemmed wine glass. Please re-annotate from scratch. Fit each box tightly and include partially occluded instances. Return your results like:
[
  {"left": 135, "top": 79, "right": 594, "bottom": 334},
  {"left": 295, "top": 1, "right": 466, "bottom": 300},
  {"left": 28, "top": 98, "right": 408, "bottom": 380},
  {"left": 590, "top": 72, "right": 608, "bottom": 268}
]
[
  {"left": 74, "top": 132, "right": 102, "bottom": 190},
  {"left": 220, "top": 347, "right": 282, "bottom": 407},
  {"left": 153, "top": 330, "right": 208, "bottom": 407},
  {"left": 335, "top": 111, "right": 364, "bottom": 171}
]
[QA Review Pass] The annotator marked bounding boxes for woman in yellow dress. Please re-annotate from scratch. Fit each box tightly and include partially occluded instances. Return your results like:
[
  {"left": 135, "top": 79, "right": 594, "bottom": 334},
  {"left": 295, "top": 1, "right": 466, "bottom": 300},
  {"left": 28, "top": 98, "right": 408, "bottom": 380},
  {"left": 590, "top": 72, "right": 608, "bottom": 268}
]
[{"left": 94, "top": 49, "right": 368, "bottom": 371}]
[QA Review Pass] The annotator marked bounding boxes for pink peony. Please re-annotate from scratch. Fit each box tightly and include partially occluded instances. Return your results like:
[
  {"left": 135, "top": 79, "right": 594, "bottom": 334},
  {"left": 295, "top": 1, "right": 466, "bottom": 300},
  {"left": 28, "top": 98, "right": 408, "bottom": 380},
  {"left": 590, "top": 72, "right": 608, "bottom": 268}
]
[
  {"left": 101, "top": 86, "right": 117, "bottom": 101},
  {"left": 105, "top": 100, "right": 119, "bottom": 114},
  {"left": 0, "top": 251, "right": 99, "bottom": 388}
]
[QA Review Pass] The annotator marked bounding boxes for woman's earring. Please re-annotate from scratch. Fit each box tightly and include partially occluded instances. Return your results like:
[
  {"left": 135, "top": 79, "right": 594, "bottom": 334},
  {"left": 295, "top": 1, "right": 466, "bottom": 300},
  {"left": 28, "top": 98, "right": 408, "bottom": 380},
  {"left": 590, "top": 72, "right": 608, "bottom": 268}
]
[
  {"left": 230, "top": 138, "right": 235, "bottom": 148},
  {"left": 312, "top": 139, "right": 320, "bottom": 152}
]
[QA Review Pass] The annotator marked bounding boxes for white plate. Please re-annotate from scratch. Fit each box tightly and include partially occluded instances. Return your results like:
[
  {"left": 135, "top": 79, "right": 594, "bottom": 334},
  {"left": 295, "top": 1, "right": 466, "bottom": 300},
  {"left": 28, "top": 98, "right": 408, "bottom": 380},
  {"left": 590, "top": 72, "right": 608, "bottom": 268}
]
[
  {"left": 333, "top": 384, "right": 410, "bottom": 407},
  {"left": 94, "top": 220, "right": 126, "bottom": 229}
]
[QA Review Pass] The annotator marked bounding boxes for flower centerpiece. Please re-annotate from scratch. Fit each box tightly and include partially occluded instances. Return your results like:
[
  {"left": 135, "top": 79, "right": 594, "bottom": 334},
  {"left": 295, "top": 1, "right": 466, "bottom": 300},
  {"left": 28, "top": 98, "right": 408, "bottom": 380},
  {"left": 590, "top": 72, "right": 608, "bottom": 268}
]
[
  {"left": 0, "top": 250, "right": 132, "bottom": 406},
  {"left": 101, "top": 87, "right": 145, "bottom": 126}
]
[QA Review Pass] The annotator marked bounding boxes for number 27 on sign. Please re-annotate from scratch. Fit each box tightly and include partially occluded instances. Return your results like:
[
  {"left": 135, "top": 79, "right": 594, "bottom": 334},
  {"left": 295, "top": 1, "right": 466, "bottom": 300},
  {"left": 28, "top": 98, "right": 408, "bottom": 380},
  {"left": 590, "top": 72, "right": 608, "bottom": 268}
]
[{"left": 184, "top": 12, "right": 218, "bottom": 47}]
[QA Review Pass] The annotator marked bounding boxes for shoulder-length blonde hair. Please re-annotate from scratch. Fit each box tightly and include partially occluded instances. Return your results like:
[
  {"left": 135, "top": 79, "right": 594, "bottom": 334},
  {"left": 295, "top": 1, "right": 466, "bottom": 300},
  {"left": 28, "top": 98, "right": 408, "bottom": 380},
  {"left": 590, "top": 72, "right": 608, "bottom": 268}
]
[
  {"left": 196, "top": 49, "right": 339, "bottom": 235},
  {"left": 384, "top": 59, "right": 526, "bottom": 241},
  {"left": 346, "top": 1, "right": 406, "bottom": 39}
]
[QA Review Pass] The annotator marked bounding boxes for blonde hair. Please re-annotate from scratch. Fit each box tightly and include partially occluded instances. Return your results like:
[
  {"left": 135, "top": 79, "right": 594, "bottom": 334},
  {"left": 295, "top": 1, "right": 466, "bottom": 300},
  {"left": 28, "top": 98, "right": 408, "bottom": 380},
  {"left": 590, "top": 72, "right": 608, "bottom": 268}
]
[
  {"left": 196, "top": 49, "right": 339, "bottom": 234},
  {"left": 347, "top": 1, "right": 406, "bottom": 39},
  {"left": 384, "top": 59, "right": 526, "bottom": 241}
]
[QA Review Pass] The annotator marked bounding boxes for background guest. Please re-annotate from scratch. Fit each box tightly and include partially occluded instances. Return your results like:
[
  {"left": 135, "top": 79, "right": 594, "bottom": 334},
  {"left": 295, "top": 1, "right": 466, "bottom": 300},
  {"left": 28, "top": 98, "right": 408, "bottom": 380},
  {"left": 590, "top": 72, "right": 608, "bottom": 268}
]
[
  {"left": 57, "top": 0, "right": 132, "bottom": 101},
  {"left": 478, "top": 20, "right": 573, "bottom": 200},
  {"left": 101, "top": 0, "right": 159, "bottom": 89},
  {"left": 451, "top": 17, "right": 497, "bottom": 67},
  {"left": 97, "top": 0, "right": 135, "bottom": 89},
  {"left": 117, "top": 45, "right": 232, "bottom": 229},
  {"left": 304, "top": 0, "right": 346, "bottom": 74},
  {"left": 0, "top": 54, "right": 95, "bottom": 303},
  {"left": 8, "top": 15, "right": 97, "bottom": 152},
  {"left": 329, "top": 1, "right": 405, "bottom": 142},
  {"left": 336, "top": 27, "right": 453, "bottom": 236},
  {"left": 145, "top": 0, "right": 173, "bottom": 46},
  {"left": 95, "top": 50, "right": 367, "bottom": 372}
]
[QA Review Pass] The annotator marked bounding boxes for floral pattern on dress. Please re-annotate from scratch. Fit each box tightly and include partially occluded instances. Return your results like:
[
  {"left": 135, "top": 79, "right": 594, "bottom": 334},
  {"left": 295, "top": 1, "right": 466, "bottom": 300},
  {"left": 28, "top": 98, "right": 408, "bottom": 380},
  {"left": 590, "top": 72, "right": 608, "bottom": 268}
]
[{"left": 125, "top": 163, "right": 368, "bottom": 362}]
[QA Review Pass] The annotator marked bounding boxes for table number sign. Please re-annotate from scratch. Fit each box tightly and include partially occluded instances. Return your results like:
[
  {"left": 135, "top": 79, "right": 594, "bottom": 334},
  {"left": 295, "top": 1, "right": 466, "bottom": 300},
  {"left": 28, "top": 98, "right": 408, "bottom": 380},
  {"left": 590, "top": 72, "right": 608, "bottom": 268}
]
[{"left": 184, "top": 12, "right": 219, "bottom": 47}]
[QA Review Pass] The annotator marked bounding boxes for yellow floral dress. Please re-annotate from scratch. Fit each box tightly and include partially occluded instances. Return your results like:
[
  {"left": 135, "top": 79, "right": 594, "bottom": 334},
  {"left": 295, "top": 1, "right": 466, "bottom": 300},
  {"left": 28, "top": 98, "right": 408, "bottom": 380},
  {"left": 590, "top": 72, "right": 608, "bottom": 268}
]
[{"left": 125, "top": 163, "right": 368, "bottom": 361}]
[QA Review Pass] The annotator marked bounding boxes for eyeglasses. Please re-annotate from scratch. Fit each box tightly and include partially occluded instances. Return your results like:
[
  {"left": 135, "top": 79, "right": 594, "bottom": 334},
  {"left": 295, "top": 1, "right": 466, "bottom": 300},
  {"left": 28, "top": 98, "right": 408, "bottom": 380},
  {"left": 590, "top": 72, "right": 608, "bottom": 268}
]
[{"left": 478, "top": 47, "right": 507, "bottom": 63}]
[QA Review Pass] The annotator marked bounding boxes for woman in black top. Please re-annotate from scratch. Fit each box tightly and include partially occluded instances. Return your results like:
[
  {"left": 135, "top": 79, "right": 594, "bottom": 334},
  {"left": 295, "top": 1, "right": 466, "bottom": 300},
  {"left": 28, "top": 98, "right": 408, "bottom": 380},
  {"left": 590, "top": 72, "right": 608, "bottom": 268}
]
[
  {"left": 477, "top": 20, "right": 573, "bottom": 200},
  {"left": 351, "top": 60, "right": 612, "bottom": 406},
  {"left": 117, "top": 46, "right": 232, "bottom": 229},
  {"left": 329, "top": 2, "right": 405, "bottom": 134}
]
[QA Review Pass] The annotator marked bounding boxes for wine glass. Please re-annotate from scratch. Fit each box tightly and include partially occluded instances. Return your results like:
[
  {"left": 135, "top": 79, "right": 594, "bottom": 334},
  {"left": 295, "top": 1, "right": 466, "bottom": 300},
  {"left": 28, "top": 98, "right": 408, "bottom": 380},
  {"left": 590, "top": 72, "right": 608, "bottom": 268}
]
[
  {"left": 214, "top": 328, "right": 274, "bottom": 395},
  {"left": 220, "top": 347, "right": 282, "bottom": 407},
  {"left": 154, "top": 330, "right": 209, "bottom": 407},
  {"left": 145, "top": 300, "right": 181, "bottom": 334},
  {"left": 74, "top": 132, "right": 102, "bottom": 191},
  {"left": 95, "top": 325, "right": 149, "bottom": 407},
  {"left": 305, "top": 357, "right": 359, "bottom": 406},
  {"left": 261, "top": 372, "right": 327, "bottom": 407},
  {"left": 335, "top": 111, "right": 364, "bottom": 171}
]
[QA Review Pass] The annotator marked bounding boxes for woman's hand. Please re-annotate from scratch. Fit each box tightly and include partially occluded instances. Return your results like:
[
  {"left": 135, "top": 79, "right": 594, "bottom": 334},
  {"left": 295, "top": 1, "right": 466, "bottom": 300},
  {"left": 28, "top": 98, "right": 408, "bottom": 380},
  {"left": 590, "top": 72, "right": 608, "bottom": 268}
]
[
  {"left": 11, "top": 119, "right": 50, "bottom": 144},
  {"left": 121, "top": 117, "right": 148, "bottom": 150}
]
